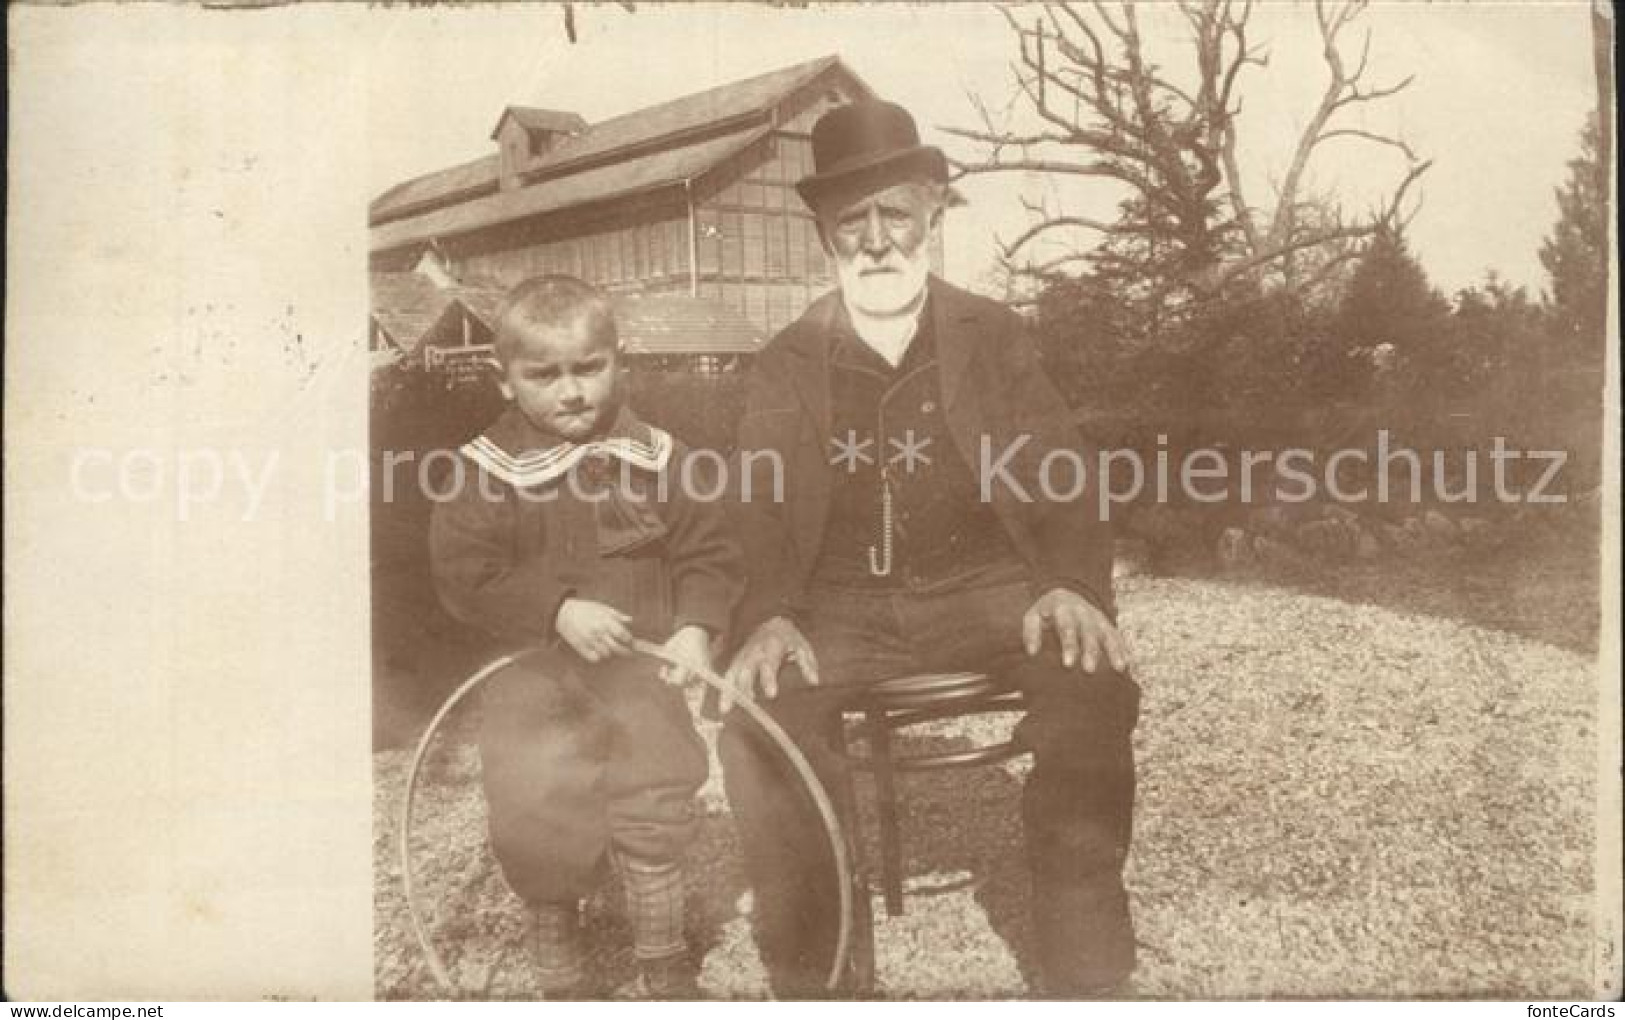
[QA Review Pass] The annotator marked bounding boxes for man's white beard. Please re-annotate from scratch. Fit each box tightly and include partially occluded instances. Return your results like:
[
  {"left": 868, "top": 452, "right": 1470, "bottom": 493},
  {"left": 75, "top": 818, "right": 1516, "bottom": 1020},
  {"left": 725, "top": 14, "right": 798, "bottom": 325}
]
[{"left": 836, "top": 246, "right": 931, "bottom": 365}]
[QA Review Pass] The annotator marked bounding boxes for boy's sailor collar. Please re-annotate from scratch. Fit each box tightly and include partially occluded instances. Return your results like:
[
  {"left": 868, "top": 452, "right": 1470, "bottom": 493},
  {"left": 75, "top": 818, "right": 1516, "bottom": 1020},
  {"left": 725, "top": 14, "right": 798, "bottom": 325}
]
[{"left": 462, "top": 406, "right": 673, "bottom": 489}]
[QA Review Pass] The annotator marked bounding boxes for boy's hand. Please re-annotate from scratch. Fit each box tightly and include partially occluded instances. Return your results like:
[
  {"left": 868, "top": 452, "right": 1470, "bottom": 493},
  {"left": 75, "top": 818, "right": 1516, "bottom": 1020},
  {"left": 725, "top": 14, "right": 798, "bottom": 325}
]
[
  {"left": 656, "top": 625, "right": 713, "bottom": 687},
  {"left": 555, "top": 598, "right": 634, "bottom": 663}
]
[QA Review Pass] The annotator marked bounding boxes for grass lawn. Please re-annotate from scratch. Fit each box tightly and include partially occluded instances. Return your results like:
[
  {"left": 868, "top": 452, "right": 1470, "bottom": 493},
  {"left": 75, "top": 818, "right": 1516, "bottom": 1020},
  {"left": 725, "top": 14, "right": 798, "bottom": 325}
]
[
  {"left": 373, "top": 528, "right": 1609, "bottom": 999},
  {"left": 1171, "top": 524, "right": 1602, "bottom": 656}
]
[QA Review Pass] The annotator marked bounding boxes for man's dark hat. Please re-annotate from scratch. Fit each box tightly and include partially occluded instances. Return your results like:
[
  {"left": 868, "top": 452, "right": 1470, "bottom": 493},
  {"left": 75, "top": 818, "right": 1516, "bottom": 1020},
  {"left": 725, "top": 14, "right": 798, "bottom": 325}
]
[{"left": 795, "top": 99, "right": 949, "bottom": 210}]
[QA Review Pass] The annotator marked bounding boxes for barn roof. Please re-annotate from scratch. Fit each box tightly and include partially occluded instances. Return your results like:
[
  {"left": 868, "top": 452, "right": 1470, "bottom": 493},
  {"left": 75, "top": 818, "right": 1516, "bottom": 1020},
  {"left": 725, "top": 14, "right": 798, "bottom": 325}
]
[
  {"left": 369, "top": 272, "right": 455, "bottom": 354},
  {"left": 492, "top": 106, "right": 588, "bottom": 139},
  {"left": 612, "top": 293, "right": 764, "bottom": 356},
  {"left": 525, "top": 55, "right": 845, "bottom": 177},
  {"left": 369, "top": 154, "right": 502, "bottom": 226},
  {"left": 370, "top": 123, "right": 771, "bottom": 253},
  {"left": 370, "top": 55, "right": 868, "bottom": 248},
  {"left": 447, "top": 283, "right": 507, "bottom": 328}
]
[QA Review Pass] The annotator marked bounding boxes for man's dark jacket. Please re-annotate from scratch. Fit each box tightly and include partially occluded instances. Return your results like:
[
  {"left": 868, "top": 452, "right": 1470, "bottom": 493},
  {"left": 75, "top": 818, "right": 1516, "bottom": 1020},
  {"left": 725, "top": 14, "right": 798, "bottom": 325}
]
[{"left": 730, "top": 275, "right": 1115, "bottom": 639}]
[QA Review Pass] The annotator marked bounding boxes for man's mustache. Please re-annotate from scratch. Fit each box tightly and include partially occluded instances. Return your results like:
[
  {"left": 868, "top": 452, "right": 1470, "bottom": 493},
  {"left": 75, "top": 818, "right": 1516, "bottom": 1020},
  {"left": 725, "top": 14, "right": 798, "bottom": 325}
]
[{"left": 849, "top": 254, "right": 912, "bottom": 275}]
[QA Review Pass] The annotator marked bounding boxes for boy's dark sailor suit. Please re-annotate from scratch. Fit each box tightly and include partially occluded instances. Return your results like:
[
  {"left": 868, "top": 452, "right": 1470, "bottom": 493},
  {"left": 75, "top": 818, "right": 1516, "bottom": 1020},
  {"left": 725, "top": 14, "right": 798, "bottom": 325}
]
[{"left": 431, "top": 405, "right": 742, "bottom": 905}]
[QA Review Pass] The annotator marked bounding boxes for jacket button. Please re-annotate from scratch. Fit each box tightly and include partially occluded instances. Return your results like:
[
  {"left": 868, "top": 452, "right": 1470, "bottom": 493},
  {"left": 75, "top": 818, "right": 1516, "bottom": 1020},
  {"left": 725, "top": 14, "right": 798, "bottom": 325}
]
[{"left": 921, "top": 400, "right": 937, "bottom": 414}]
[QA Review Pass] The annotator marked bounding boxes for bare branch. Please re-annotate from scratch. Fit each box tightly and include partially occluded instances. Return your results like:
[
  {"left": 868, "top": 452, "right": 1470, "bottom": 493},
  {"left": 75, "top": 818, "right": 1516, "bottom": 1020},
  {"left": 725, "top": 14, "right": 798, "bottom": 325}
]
[
  {"left": 1202, "top": 187, "right": 1429, "bottom": 294},
  {"left": 949, "top": 157, "right": 1112, "bottom": 177},
  {"left": 945, "top": 0, "right": 1426, "bottom": 307},
  {"left": 1318, "top": 128, "right": 1417, "bottom": 162},
  {"left": 1333, "top": 73, "right": 1416, "bottom": 109},
  {"left": 1088, "top": 0, "right": 1131, "bottom": 42},
  {"left": 939, "top": 124, "right": 1075, "bottom": 150},
  {"left": 1297, "top": 247, "right": 1363, "bottom": 296},
  {"left": 1028, "top": 251, "right": 1100, "bottom": 276},
  {"left": 1269, "top": 0, "right": 1417, "bottom": 250},
  {"left": 1202, "top": 226, "right": 1371, "bottom": 293},
  {"left": 1350, "top": 26, "right": 1373, "bottom": 81},
  {"left": 1379, "top": 158, "right": 1432, "bottom": 225},
  {"left": 1222, "top": 123, "right": 1262, "bottom": 253},
  {"left": 999, "top": 214, "right": 1122, "bottom": 261},
  {"left": 948, "top": 155, "right": 1161, "bottom": 200},
  {"left": 1216, "top": 0, "right": 1264, "bottom": 113}
]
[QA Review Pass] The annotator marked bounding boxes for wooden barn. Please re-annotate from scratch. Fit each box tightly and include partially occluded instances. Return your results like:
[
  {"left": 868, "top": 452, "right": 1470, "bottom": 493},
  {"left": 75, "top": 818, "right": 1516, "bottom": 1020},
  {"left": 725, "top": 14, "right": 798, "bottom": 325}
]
[
  {"left": 368, "top": 55, "right": 943, "bottom": 338},
  {"left": 368, "top": 271, "right": 500, "bottom": 384},
  {"left": 369, "top": 268, "right": 761, "bottom": 385}
]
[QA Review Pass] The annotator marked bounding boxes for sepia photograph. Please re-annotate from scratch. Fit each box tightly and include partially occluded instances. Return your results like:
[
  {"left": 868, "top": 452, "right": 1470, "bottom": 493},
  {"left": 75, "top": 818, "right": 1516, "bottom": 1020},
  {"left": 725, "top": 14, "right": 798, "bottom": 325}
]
[
  {"left": 363, "top": 0, "right": 1617, "bottom": 1002},
  {"left": 3, "top": 0, "right": 1617, "bottom": 1005}
]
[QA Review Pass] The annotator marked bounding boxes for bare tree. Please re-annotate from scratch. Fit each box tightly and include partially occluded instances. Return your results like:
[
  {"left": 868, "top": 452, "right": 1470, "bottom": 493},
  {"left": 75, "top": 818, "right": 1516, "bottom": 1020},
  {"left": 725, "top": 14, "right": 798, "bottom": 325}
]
[{"left": 947, "top": 0, "right": 1431, "bottom": 306}]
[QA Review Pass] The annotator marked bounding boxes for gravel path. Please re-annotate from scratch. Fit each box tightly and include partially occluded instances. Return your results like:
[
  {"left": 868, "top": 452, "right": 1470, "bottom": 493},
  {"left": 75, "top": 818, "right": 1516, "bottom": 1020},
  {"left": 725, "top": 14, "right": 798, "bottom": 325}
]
[{"left": 374, "top": 577, "right": 1604, "bottom": 999}]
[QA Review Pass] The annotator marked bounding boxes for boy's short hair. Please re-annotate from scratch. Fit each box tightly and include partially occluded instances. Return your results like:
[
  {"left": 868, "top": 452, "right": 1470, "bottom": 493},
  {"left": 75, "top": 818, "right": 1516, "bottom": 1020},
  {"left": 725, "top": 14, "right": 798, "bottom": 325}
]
[{"left": 493, "top": 275, "right": 618, "bottom": 365}]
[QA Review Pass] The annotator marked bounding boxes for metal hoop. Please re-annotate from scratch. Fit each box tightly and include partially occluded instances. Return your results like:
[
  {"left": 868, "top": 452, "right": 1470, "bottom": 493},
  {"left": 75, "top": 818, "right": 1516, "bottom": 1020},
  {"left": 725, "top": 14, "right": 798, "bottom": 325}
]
[{"left": 397, "top": 639, "right": 854, "bottom": 996}]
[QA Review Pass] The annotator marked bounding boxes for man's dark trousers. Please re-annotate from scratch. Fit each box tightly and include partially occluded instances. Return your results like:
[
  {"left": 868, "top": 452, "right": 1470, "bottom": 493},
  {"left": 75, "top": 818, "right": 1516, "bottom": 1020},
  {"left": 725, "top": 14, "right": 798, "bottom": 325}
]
[{"left": 718, "top": 563, "right": 1140, "bottom": 997}]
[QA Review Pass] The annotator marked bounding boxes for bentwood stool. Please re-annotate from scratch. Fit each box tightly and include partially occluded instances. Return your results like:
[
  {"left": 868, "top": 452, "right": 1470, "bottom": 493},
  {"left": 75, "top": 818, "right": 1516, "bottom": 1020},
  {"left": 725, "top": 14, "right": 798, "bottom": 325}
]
[{"left": 836, "top": 672, "right": 1030, "bottom": 916}]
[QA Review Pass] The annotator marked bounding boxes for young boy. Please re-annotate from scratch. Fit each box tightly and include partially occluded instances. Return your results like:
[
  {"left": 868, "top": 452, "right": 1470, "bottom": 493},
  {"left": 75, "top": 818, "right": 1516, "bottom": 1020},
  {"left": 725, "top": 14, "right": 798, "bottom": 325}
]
[{"left": 429, "top": 275, "right": 742, "bottom": 998}]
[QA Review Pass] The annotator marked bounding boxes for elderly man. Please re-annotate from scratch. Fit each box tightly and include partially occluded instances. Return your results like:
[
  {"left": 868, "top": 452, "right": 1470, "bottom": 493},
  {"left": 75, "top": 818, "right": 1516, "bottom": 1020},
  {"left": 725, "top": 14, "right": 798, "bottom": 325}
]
[{"left": 719, "top": 99, "right": 1140, "bottom": 998}]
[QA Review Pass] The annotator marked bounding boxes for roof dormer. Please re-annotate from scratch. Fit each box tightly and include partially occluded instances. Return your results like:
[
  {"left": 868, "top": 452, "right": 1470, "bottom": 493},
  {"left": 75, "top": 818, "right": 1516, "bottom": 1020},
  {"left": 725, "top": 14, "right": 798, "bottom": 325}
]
[{"left": 492, "top": 106, "right": 588, "bottom": 190}]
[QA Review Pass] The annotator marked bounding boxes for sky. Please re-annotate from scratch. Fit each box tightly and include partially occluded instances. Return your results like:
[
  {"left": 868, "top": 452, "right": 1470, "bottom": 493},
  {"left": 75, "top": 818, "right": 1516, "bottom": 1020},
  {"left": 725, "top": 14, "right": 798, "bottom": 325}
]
[{"left": 365, "top": 1, "right": 1602, "bottom": 299}]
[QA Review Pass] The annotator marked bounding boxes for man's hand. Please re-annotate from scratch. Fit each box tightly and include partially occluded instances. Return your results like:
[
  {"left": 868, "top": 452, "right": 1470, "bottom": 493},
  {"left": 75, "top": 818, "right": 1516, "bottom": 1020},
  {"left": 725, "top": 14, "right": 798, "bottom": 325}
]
[
  {"left": 555, "top": 598, "right": 634, "bottom": 663},
  {"left": 1022, "top": 588, "right": 1130, "bottom": 674},
  {"left": 657, "top": 624, "right": 713, "bottom": 687},
  {"left": 722, "top": 615, "right": 820, "bottom": 710}
]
